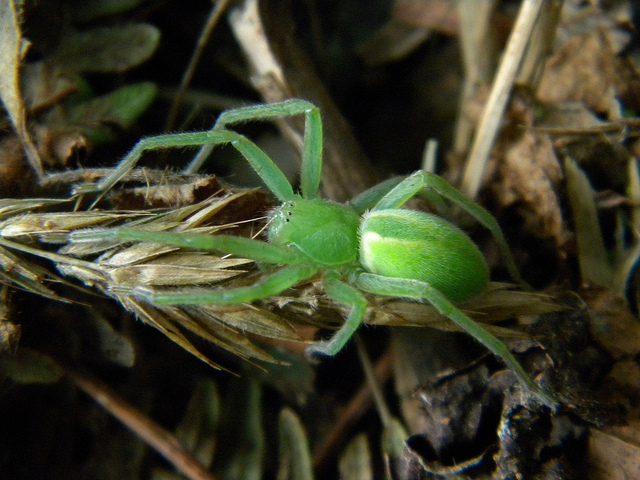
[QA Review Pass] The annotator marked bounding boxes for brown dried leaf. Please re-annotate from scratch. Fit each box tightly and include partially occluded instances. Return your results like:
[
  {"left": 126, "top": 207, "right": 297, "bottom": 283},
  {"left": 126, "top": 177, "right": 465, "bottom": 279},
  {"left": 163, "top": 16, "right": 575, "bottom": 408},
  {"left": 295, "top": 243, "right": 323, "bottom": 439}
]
[
  {"left": 1, "top": 211, "right": 137, "bottom": 242},
  {"left": 538, "top": 30, "right": 620, "bottom": 115},
  {"left": 0, "top": 181, "right": 298, "bottom": 367},
  {"left": 0, "top": 136, "right": 35, "bottom": 197},
  {"left": 21, "top": 61, "right": 78, "bottom": 113},
  {"left": 119, "top": 297, "right": 234, "bottom": 371},
  {"left": 198, "top": 303, "right": 300, "bottom": 341},
  {"left": 357, "top": 21, "right": 430, "bottom": 66},
  {"left": 607, "top": 360, "right": 640, "bottom": 392},
  {"left": 0, "top": 197, "right": 71, "bottom": 219},
  {"left": 538, "top": 103, "right": 630, "bottom": 201},
  {"left": 392, "top": 0, "right": 460, "bottom": 34},
  {"left": 368, "top": 283, "right": 563, "bottom": 331},
  {"left": 588, "top": 427, "right": 640, "bottom": 480},
  {"left": 488, "top": 128, "right": 565, "bottom": 244},
  {"left": 0, "top": 0, "right": 43, "bottom": 178},
  {"left": 93, "top": 242, "right": 181, "bottom": 266},
  {"left": 156, "top": 302, "right": 285, "bottom": 365},
  {"left": 107, "top": 253, "right": 251, "bottom": 287},
  {"left": 583, "top": 286, "right": 640, "bottom": 358},
  {"left": 112, "top": 177, "right": 225, "bottom": 210},
  {"left": 0, "top": 319, "right": 20, "bottom": 354},
  {"left": 536, "top": 102, "right": 608, "bottom": 132},
  {"left": 0, "top": 245, "right": 68, "bottom": 300},
  {"left": 34, "top": 127, "right": 89, "bottom": 169}
]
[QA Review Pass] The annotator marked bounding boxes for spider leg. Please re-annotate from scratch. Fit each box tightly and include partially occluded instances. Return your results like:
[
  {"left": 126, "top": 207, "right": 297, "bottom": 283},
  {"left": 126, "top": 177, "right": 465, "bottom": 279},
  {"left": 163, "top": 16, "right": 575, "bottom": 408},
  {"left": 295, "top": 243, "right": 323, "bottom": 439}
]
[
  {"left": 133, "top": 263, "right": 317, "bottom": 305},
  {"left": 307, "top": 270, "right": 368, "bottom": 356},
  {"left": 74, "top": 128, "right": 295, "bottom": 203},
  {"left": 370, "top": 171, "right": 524, "bottom": 286},
  {"left": 71, "top": 229, "right": 305, "bottom": 264},
  {"left": 187, "top": 99, "right": 323, "bottom": 199},
  {"left": 349, "top": 176, "right": 405, "bottom": 215},
  {"left": 354, "top": 272, "right": 557, "bottom": 407}
]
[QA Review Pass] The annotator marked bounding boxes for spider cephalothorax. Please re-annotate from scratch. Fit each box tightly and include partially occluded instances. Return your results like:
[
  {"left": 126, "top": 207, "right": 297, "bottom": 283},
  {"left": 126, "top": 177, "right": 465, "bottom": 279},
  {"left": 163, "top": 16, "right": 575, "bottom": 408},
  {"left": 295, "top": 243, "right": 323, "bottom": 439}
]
[
  {"left": 74, "top": 99, "right": 554, "bottom": 406},
  {"left": 268, "top": 199, "right": 360, "bottom": 266}
]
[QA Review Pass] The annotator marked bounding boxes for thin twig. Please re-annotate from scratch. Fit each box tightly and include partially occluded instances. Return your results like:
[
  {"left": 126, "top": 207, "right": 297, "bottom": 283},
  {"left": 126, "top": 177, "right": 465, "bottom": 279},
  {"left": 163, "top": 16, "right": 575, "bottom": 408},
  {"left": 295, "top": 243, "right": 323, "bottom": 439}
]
[
  {"left": 355, "top": 336, "right": 393, "bottom": 428},
  {"left": 67, "top": 368, "right": 219, "bottom": 480},
  {"left": 454, "top": 0, "right": 497, "bottom": 153},
  {"left": 42, "top": 168, "right": 209, "bottom": 188},
  {"left": 227, "top": 0, "right": 380, "bottom": 201},
  {"left": 164, "top": 0, "right": 233, "bottom": 132},
  {"left": 461, "top": 0, "right": 545, "bottom": 199}
]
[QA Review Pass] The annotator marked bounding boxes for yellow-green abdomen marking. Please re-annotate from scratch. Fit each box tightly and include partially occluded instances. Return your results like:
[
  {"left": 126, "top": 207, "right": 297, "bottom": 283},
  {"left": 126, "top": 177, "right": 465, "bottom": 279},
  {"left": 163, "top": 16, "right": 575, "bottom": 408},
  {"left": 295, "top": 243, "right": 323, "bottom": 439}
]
[{"left": 359, "top": 210, "right": 489, "bottom": 303}]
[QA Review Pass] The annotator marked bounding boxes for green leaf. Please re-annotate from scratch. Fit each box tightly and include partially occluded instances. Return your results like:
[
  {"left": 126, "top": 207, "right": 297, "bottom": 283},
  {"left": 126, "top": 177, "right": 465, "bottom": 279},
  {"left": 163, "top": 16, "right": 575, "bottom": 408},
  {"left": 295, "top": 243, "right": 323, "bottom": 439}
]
[
  {"left": 69, "top": 0, "right": 147, "bottom": 23},
  {"left": 55, "top": 23, "right": 161, "bottom": 74},
  {"left": 215, "top": 379, "right": 265, "bottom": 480},
  {"left": 339, "top": 434, "right": 373, "bottom": 480},
  {"left": 564, "top": 157, "right": 613, "bottom": 286},
  {"left": 67, "top": 82, "right": 158, "bottom": 144},
  {"left": 174, "top": 380, "right": 220, "bottom": 468},
  {"left": 0, "top": 347, "right": 64, "bottom": 384},
  {"left": 278, "top": 408, "right": 314, "bottom": 480}
]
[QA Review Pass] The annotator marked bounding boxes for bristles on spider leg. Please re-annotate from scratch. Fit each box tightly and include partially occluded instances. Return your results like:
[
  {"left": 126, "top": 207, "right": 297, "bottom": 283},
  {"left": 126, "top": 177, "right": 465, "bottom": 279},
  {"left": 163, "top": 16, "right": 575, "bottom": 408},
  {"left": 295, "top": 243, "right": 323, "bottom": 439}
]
[{"left": 69, "top": 228, "right": 119, "bottom": 242}]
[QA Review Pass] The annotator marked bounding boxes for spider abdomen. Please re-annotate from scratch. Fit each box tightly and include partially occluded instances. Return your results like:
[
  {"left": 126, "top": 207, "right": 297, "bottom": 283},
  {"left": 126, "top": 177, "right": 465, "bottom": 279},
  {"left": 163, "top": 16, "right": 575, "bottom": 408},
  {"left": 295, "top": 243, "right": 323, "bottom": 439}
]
[{"left": 359, "top": 209, "right": 490, "bottom": 303}]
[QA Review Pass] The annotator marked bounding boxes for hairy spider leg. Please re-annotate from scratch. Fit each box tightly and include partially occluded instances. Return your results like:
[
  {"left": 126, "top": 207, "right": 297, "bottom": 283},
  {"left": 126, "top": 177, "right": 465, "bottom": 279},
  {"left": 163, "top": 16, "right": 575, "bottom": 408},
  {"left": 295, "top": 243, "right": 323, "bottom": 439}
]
[
  {"left": 74, "top": 129, "right": 296, "bottom": 202},
  {"left": 72, "top": 229, "right": 306, "bottom": 264},
  {"left": 307, "top": 270, "right": 368, "bottom": 356},
  {"left": 71, "top": 228, "right": 320, "bottom": 305},
  {"left": 348, "top": 176, "right": 405, "bottom": 215},
  {"left": 371, "top": 171, "right": 524, "bottom": 287},
  {"left": 134, "top": 263, "right": 317, "bottom": 305},
  {"left": 354, "top": 272, "right": 557, "bottom": 407},
  {"left": 186, "top": 99, "right": 323, "bottom": 199},
  {"left": 74, "top": 228, "right": 368, "bottom": 356}
]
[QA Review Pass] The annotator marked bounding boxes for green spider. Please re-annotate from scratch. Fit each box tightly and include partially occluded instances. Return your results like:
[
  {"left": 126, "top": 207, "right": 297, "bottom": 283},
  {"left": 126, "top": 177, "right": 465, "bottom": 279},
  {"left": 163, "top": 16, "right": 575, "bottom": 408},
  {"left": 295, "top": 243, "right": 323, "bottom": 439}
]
[{"left": 73, "top": 99, "right": 554, "bottom": 406}]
